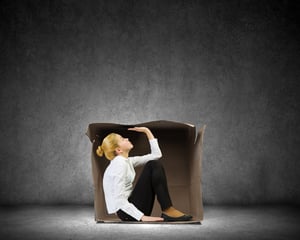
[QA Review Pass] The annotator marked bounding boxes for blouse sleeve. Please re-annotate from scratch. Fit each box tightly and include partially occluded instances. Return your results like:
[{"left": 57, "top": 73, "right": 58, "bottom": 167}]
[{"left": 129, "top": 138, "right": 162, "bottom": 167}]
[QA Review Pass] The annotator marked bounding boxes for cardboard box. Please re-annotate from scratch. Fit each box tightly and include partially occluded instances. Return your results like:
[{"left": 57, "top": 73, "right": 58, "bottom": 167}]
[{"left": 86, "top": 120, "right": 206, "bottom": 223}]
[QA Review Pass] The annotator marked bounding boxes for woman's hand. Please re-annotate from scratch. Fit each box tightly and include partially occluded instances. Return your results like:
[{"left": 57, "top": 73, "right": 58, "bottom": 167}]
[
  {"left": 141, "top": 215, "right": 164, "bottom": 222},
  {"left": 128, "top": 127, "right": 149, "bottom": 133},
  {"left": 128, "top": 127, "right": 155, "bottom": 140}
]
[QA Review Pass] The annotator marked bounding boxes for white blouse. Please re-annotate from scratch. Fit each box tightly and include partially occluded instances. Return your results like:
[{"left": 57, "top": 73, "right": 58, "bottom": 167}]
[{"left": 102, "top": 138, "right": 162, "bottom": 221}]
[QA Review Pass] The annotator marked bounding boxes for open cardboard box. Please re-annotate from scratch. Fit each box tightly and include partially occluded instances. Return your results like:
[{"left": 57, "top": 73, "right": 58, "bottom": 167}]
[{"left": 86, "top": 120, "right": 206, "bottom": 223}]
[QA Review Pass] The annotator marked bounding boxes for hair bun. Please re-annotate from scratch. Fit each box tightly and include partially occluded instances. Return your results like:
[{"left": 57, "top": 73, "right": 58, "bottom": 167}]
[{"left": 96, "top": 145, "right": 104, "bottom": 157}]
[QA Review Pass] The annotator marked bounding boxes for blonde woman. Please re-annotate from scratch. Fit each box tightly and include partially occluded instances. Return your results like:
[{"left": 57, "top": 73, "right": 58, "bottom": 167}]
[{"left": 96, "top": 127, "right": 192, "bottom": 222}]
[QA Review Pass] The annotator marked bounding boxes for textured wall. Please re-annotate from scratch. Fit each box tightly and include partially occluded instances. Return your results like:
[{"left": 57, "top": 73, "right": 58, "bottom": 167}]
[{"left": 0, "top": 0, "right": 299, "bottom": 205}]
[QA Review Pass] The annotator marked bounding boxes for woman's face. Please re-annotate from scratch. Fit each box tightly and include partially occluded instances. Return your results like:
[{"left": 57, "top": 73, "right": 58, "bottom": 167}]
[{"left": 116, "top": 134, "right": 133, "bottom": 152}]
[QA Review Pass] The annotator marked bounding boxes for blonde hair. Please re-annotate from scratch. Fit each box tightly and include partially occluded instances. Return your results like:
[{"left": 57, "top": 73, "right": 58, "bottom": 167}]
[{"left": 96, "top": 133, "right": 120, "bottom": 160}]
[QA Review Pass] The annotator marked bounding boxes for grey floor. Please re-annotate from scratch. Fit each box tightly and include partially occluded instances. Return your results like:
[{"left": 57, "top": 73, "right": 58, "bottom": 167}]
[{"left": 1, "top": 205, "right": 299, "bottom": 240}]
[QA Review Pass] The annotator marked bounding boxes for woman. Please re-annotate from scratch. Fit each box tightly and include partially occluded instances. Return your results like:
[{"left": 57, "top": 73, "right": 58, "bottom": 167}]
[{"left": 96, "top": 126, "right": 192, "bottom": 222}]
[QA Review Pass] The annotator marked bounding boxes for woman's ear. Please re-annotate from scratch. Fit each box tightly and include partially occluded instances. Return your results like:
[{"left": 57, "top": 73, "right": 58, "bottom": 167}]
[{"left": 115, "top": 147, "right": 122, "bottom": 155}]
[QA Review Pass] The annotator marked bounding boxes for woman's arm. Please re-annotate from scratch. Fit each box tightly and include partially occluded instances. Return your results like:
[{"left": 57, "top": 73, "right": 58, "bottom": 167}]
[
  {"left": 128, "top": 127, "right": 154, "bottom": 140},
  {"left": 128, "top": 127, "right": 162, "bottom": 167}
]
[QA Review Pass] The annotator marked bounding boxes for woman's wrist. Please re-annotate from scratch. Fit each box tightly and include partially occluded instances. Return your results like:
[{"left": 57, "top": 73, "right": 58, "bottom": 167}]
[{"left": 144, "top": 128, "right": 154, "bottom": 140}]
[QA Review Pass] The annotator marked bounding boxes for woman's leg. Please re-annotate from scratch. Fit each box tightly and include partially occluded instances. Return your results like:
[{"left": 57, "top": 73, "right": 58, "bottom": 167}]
[
  {"left": 129, "top": 160, "right": 173, "bottom": 216},
  {"left": 117, "top": 160, "right": 191, "bottom": 221}
]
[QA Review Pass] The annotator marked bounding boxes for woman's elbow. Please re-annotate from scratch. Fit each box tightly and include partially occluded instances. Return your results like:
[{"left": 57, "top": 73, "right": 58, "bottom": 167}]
[{"left": 154, "top": 152, "right": 162, "bottom": 160}]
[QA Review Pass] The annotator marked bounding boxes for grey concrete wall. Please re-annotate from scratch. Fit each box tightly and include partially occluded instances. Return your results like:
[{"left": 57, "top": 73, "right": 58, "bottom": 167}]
[{"left": 0, "top": 0, "right": 299, "bottom": 205}]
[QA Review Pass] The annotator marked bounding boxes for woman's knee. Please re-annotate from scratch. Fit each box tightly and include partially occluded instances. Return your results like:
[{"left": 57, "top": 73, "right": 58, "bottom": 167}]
[
  {"left": 145, "top": 160, "right": 163, "bottom": 170},
  {"left": 145, "top": 160, "right": 166, "bottom": 182}
]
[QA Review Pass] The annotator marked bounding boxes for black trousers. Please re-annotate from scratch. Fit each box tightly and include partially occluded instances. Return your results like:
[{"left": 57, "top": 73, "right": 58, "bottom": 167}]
[{"left": 117, "top": 160, "right": 173, "bottom": 221}]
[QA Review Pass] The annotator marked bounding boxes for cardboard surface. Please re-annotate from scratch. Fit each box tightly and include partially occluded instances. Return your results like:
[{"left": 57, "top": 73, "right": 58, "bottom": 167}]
[
  {"left": 86, "top": 120, "right": 206, "bottom": 223},
  {"left": 96, "top": 220, "right": 201, "bottom": 224}
]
